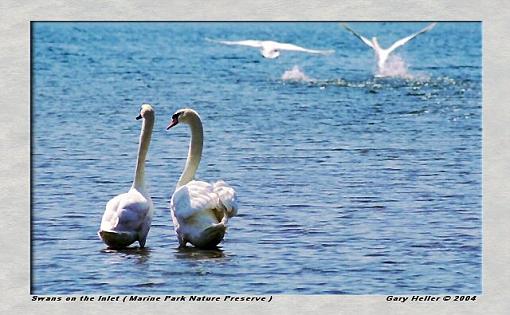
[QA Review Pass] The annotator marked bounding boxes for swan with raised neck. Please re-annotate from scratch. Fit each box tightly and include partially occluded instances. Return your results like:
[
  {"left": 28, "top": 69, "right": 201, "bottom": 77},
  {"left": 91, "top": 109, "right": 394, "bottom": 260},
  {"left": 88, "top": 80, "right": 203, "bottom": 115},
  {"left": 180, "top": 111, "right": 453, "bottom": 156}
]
[
  {"left": 98, "top": 104, "right": 155, "bottom": 249},
  {"left": 133, "top": 104, "right": 155, "bottom": 190},
  {"left": 166, "top": 108, "right": 203, "bottom": 188},
  {"left": 166, "top": 108, "right": 239, "bottom": 249}
]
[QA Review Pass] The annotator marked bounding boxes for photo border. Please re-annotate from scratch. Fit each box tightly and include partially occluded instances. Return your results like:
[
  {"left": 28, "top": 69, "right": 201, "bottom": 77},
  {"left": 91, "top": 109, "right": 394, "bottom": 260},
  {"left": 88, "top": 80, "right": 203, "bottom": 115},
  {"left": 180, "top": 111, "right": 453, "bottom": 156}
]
[{"left": 2, "top": 1, "right": 508, "bottom": 314}]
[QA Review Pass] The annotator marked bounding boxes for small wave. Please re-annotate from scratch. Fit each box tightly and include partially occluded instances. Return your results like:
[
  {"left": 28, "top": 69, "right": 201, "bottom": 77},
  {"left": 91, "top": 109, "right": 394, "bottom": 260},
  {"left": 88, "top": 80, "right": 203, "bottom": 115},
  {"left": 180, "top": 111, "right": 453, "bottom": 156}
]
[{"left": 281, "top": 65, "right": 312, "bottom": 82}]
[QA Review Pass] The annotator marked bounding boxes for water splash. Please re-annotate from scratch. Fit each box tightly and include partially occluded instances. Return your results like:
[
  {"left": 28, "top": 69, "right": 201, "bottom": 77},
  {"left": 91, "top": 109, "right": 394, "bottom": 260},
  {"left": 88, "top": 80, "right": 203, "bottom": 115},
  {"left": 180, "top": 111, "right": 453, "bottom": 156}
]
[
  {"left": 281, "top": 65, "right": 312, "bottom": 82},
  {"left": 377, "top": 55, "right": 411, "bottom": 78},
  {"left": 376, "top": 55, "right": 430, "bottom": 81}
]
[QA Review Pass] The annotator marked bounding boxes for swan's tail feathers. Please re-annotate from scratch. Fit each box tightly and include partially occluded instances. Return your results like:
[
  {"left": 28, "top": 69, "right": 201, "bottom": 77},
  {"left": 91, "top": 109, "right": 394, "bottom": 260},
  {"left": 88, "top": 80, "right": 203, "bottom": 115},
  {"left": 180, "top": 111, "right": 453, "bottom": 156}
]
[
  {"left": 98, "top": 229, "right": 137, "bottom": 249},
  {"left": 193, "top": 224, "right": 226, "bottom": 249},
  {"left": 213, "top": 180, "right": 239, "bottom": 218}
]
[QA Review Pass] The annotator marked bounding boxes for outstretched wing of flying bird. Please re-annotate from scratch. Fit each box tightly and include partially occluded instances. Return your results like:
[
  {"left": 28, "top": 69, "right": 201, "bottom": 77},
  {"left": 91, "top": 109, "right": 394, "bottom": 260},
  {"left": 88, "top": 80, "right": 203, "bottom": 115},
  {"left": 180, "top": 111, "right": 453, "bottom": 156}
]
[
  {"left": 386, "top": 22, "right": 437, "bottom": 54},
  {"left": 206, "top": 38, "right": 264, "bottom": 48},
  {"left": 341, "top": 23, "right": 374, "bottom": 48},
  {"left": 273, "top": 42, "right": 334, "bottom": 55}
]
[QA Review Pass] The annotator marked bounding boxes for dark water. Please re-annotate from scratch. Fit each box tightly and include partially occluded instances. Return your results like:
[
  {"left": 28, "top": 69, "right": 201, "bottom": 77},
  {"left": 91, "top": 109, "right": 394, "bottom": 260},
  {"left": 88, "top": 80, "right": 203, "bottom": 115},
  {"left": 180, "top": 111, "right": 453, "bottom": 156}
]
[{"left": 31, "top": 22, "right": 481, "bottom": 295}]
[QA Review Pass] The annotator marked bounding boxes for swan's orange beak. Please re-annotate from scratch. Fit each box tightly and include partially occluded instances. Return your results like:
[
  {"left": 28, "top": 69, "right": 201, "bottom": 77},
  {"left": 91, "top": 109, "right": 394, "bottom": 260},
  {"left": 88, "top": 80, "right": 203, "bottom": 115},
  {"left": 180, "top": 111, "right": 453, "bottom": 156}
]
[{"left": 166, "top": 118, "right": 179, "bottom": 130}]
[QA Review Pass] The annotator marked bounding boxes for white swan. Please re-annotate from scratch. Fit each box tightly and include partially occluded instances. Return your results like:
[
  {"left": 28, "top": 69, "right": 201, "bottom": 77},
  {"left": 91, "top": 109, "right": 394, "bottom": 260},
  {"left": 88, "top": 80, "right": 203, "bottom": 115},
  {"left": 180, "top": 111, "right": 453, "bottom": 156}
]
[
  {"left": 342, "top": 22, "right": 437, "bottom": 76},
  {"left": 98, "top": 104, "right": 155, "bottom": 249},
  {"left": 166, "top": 108, "right": 238, "bottom": 249},
  {"left": 207, "top": 38, "right": 334, "bottom": 59}
]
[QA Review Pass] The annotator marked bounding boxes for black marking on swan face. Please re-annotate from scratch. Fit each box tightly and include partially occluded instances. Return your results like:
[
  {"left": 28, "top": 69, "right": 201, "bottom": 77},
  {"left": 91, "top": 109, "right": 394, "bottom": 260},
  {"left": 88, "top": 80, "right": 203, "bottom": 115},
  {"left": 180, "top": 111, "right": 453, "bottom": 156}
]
[{"left": 172, "top": 111, "right": 183, "bottom": 121}]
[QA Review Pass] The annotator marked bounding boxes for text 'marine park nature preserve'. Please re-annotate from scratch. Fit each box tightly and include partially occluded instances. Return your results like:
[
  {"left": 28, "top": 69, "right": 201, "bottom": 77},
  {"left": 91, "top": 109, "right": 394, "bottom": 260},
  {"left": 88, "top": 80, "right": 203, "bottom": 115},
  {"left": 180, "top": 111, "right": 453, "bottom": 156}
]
[{"left": 31, "top": 22, "right": 481, "bottom": 295}]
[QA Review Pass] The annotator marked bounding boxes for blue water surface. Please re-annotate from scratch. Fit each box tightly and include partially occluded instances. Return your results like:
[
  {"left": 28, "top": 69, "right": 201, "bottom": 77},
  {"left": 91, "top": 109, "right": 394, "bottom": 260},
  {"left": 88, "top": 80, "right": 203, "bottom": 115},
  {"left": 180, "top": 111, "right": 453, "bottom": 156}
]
[{"left": 32, "top": 22, "right": 481, "bottom": 295}]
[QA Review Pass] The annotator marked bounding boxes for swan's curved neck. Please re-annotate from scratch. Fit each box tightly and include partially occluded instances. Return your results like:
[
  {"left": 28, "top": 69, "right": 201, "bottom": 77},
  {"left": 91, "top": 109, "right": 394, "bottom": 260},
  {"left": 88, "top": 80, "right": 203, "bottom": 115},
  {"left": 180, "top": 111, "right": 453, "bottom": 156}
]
[
  {"left": 177, "top": 113, "right": 203, "bottom": 188},
  {"left": 133, "top": 113, "right": 154, "bottom": 190}
]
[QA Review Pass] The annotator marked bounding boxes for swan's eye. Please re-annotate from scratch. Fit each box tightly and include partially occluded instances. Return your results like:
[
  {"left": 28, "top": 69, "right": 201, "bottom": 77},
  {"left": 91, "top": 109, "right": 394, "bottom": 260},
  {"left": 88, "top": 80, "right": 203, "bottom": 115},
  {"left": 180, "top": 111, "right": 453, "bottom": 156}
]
[{"left": 172, "top": 112, "right": 182, "bottom": 121}]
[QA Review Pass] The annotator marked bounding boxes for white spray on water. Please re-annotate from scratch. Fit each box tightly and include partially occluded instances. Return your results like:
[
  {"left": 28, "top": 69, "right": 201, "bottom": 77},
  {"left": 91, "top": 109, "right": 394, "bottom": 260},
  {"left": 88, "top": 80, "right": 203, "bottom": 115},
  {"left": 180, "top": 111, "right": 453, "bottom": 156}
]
[
  {"left": 281, "top": 65, "right": 312, "bottom": 82},
  {"left": 376, "top": 55, "right": 430, "bottom": 81},
  {"left": 376, "top": 55, "right": 410, "bottom": 78}
]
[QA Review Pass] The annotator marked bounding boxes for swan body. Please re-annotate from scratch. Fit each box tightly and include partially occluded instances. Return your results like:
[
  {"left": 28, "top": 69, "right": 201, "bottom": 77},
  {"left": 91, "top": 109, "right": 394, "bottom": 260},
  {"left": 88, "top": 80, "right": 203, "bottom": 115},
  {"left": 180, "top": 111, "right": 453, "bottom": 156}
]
[
  {"left": 342, "top": 23, "right": 437, "bottom": 75},
  {"left": 166, "top": 108, "right": 238, "bottom": 248},
  {"left": 207, "top": 38, "right": 334, "bottom": 59},
  {"left": 98, "top": 104, "right": 155, "bottom": 249}
]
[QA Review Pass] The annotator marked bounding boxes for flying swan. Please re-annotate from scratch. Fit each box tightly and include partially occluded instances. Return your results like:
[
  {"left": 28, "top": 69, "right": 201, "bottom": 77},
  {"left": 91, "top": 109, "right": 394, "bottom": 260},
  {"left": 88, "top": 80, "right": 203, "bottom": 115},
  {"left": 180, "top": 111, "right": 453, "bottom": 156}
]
[
  {"left": 98, "top": 104, "right": 155, "bottom": 249},
  {"left": 166, "top": 108, "right": 238, "bottom": 249},
  {"left": 342, "top": 22, "right": 437, "bottom": 76},
  {"left": 207, "top": 38, "right": 334, "bottom": 59}
]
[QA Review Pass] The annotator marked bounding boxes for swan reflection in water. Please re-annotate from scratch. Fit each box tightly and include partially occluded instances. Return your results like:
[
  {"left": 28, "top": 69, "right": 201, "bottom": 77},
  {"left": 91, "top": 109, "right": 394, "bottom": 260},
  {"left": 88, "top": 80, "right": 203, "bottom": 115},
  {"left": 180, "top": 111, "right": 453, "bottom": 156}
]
[
  {"left": 100, "top": 245, "right": 226, "bottom": 261},
  {"left": 100, "top": 247, "right": 151, "bottom": 264},
  {"left": 174, "top": 246, "right": 226, "bottom": 260}
]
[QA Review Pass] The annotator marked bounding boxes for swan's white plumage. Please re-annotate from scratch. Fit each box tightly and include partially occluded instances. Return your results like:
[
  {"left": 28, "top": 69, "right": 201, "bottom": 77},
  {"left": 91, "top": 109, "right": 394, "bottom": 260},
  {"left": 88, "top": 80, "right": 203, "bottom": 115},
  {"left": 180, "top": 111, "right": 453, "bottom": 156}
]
[
  {"left": 167, "top": 108, "right": 238, "bottom": 248},
  {"left": 342, "top": 22, "right": 437, "bottom": 75},
  {"left": 170, "top": 180, "right": 238, "bottom": 248},
  {"left": 213, "top": 180, "right": 238, "bottom": 218},
  {"left": 207, "top": 38, "right": 334, "bottom": 59},
  {"left": 386, "top": 22, "right": 437, "bottom": 53},
  {"left": 171, "top": 181, "right": 220, "bottom": 222},
  {"left": 99, "top": 188, "right": 154, "bottom": 248},
  {"left": 98, "top": 104, "right": 155, "bottom": 249}
]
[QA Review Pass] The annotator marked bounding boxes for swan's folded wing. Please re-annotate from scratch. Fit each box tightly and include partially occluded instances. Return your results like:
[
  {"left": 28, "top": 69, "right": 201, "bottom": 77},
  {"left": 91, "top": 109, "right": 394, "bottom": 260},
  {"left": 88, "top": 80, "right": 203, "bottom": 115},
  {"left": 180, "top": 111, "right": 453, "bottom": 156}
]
[
  {"left": 213, "top": 180, "right": 238, "bottom": 218},
  {"left": 100, "top": 194, "right": 124, "bottom": 231},
  {"left": 117, "top": 201, "right": 151, "bottom": 231},
  {"left": 100, "top": 192, "right": 151, "bottom": 232},
  {"left": 171, "top": 181, "right": 219, "bottom": 221}
]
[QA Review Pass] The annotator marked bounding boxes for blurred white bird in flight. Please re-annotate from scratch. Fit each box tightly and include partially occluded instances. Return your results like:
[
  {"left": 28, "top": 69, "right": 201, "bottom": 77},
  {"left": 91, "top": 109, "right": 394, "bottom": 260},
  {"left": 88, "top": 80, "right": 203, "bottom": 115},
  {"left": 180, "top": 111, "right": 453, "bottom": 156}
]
[
  {"left": 207, "top": 38, "right": 334, "bottom": 59},
  {"left": 342, "top": 22, "right": 437, "bottom": 76}
]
